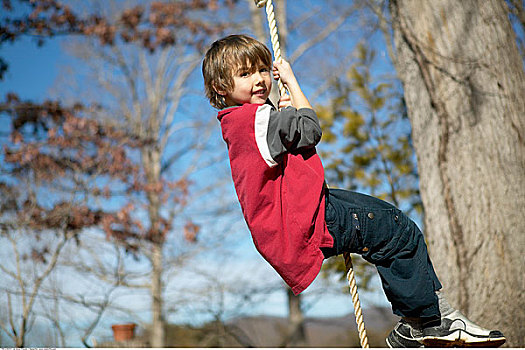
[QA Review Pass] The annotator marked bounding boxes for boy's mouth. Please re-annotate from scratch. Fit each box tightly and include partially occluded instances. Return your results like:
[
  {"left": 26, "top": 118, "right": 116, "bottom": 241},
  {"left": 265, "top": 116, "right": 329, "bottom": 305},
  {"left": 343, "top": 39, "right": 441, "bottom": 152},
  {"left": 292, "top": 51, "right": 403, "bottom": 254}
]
[{"left": 253, "top": 89, "right": 266, "bottom": 96}]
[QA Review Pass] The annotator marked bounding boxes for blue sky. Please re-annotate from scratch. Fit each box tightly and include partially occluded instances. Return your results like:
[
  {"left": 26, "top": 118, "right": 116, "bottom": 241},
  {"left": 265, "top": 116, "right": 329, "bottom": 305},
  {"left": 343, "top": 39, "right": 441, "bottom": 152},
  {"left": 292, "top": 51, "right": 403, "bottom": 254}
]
[{"left": 0, "top": 36, "right": 69, "bottom": 100}]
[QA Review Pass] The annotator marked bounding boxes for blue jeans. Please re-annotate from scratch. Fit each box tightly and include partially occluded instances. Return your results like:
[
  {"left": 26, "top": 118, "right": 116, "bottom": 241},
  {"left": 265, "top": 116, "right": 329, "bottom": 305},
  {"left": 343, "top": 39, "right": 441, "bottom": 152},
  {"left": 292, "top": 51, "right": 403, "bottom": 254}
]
[{"left": 323, "top": 188, "right": 442, "bottom": 318}]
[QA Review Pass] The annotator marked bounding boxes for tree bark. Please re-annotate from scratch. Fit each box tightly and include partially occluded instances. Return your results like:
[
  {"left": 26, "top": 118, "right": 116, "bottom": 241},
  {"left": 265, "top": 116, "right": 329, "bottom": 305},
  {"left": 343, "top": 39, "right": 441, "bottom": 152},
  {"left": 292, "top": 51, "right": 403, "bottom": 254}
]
[{"left": 390, "top": 0, "right": 525, "bottom": 346}]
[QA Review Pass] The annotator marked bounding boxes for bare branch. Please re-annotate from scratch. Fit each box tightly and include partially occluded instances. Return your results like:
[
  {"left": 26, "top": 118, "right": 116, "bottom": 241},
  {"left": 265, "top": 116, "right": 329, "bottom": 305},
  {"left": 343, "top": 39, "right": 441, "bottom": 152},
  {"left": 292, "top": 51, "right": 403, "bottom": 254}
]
[
  {"left": 160, "top": 55, "right": 202, "bottom": 153},
  {"left": 289, "top": 5, "right": 357, "bottom": 64},
  {"left": 23, "top": 231, "right": 71, "bottom": 339}
]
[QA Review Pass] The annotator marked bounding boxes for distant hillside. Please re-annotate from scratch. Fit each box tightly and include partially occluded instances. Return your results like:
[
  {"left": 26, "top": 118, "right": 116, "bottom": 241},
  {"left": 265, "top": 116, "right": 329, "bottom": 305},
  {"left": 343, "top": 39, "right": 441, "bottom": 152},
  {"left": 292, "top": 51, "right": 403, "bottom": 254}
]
[
  {"left": 224, "top": 306, "right": 399, "bottom": 347},
  {"left": 97, "top": 306, "right": 399, "bottom": 348}
]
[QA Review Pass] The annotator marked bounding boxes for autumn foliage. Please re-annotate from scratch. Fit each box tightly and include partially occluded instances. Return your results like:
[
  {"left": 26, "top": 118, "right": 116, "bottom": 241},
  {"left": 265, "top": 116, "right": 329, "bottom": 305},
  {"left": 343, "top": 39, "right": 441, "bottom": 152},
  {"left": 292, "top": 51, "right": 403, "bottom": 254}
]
[{"left": 1, "top": 92, "right": 183, "bottom": 251}]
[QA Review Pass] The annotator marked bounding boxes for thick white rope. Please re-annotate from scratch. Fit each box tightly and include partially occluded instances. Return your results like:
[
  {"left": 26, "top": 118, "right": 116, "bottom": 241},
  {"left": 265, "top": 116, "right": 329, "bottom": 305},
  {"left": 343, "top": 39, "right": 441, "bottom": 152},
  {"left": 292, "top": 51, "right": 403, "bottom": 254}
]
[
  {"left": 254, "top": 1, "right": 369, "bottom": 348},
  {"left": 344, "top": 252, "right": 370, "bottom": 348},
  {"left": 254, "top": 0, "right": 286, "bottom": 97}
]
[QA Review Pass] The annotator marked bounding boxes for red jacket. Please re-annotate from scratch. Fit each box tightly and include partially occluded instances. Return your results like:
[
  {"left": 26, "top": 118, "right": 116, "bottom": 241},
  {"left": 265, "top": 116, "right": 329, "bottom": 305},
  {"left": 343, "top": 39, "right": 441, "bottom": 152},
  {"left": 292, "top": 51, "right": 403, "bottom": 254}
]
[{"left": 218, "top": 103, "right": 333, "bottom": 294}]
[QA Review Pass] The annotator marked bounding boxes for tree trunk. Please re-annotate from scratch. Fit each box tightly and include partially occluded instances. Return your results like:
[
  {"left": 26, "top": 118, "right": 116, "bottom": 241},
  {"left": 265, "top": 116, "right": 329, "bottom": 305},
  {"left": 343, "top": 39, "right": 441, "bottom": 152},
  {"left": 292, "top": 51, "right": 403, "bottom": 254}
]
[
  {"left": 390, "top": 0, "right": 525, "bottom": 346},
  {"left": 282, "top": 286, "right": 306, "bottom": 347},
  {"left": 150, "top": 242, "right": 165, "bottom": 348},
  {"left": 143, "top": 146, "right": 165, "bottom": 348},
  {"left": 275, "top": 0, "right": 288, "bottom": 58},
  {"left": 249, "top": 0, "right": 266, "bottom": 43}
]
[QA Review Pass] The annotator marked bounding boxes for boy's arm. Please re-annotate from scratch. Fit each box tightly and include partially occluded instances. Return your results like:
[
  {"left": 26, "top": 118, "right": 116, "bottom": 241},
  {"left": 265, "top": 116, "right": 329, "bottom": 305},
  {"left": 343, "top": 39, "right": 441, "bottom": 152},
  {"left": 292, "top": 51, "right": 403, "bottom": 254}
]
[
  {"left": 253, "top": 103, "right": 321, "bottom": 168},
  {"left": 265, "top": 106, "right": 322, "bottom": 164},
  {"left": 266, "top": 60, "right": 321, "bottom": 163},
  {"left": 254, "top": 60, "right": 322, "bottom": 165}
]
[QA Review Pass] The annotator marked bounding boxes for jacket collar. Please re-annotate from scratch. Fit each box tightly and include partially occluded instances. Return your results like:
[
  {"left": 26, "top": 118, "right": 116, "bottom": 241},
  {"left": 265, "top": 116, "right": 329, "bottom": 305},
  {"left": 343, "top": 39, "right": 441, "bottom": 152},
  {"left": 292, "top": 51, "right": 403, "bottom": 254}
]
[{"left": 217, "top": 99, "right": 274, "bottom": 121}]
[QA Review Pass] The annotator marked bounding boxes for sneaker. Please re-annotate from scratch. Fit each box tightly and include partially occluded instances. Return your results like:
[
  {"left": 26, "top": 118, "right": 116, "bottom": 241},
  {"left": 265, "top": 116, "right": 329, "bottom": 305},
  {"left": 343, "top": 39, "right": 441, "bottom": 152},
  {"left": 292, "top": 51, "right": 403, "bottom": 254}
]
[
  {"left": 386, "top": 320, "right": 424, "bottom": 348},
  {"left": 420, "top": 310, "right": 506, "bottom": 347}
]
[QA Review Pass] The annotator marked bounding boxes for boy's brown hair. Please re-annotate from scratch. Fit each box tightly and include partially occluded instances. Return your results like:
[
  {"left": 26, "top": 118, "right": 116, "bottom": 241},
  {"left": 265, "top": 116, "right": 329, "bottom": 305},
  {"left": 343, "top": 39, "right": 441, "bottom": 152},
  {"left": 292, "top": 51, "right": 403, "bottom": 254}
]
[{"left": 202, "top": 34, "right": 272, "bottom": 109}]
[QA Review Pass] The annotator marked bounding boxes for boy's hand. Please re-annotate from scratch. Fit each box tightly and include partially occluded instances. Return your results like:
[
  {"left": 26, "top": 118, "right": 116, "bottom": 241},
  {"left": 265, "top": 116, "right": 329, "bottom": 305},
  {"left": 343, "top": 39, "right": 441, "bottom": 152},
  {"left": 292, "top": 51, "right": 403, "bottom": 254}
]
[
  {"left": 278, "top": 93, "right": 292, "bottom": 109},
  {"left": 272, "top": 60, "right": 296, "bottom": 86},
  {"left": 272, "top": 59, "right": 312, "bottom": 110}
]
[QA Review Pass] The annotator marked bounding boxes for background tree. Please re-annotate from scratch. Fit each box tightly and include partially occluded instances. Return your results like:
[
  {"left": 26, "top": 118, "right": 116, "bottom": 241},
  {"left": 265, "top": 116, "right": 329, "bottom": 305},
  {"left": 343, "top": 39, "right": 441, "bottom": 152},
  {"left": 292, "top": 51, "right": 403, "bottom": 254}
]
[
  {"left": 0, "top": 97, "right": 143, "bottom": 347},
  {"left": 386, "top": 0, "right": 525, "bottom": 345},
  {"left": 1, "top": 0, "right": 235, "bottom": 347}
]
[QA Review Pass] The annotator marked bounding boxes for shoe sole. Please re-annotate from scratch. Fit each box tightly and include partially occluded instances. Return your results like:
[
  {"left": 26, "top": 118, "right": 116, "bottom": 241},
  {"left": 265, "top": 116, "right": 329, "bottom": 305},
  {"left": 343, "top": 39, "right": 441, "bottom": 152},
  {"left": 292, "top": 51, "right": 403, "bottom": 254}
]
[
  {"left": 422, "top": 330, "right": 506, "bottom": 348},
  {"left": 386, "top": 331, "right": 424, "bottom": 348},
  {"left": 386, "top": 336, "right": 424, "bottom": 348}
]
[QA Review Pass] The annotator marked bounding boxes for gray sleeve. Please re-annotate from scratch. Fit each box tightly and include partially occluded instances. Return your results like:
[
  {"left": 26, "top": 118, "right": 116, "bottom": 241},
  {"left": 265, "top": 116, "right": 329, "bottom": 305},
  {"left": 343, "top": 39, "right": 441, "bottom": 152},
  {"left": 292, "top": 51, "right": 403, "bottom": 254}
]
[{"left": 266, "top": 106, "right": 322, "bottom": 163}]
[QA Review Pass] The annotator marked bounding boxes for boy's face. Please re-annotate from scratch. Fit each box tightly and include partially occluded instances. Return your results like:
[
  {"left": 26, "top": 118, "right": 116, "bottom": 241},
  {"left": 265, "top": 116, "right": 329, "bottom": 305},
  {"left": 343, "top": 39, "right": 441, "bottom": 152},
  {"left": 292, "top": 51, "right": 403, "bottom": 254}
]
[{"left": 221, "top": 61, "right": 272, "bottom": 106}]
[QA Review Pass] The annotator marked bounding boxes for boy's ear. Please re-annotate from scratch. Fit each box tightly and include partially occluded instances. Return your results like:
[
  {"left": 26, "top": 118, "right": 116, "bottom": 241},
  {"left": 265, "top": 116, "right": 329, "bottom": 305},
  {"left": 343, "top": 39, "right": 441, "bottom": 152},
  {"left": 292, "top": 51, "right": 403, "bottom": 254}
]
[{"left": 213, "top": 84, "right": 227, "bottom": 96}]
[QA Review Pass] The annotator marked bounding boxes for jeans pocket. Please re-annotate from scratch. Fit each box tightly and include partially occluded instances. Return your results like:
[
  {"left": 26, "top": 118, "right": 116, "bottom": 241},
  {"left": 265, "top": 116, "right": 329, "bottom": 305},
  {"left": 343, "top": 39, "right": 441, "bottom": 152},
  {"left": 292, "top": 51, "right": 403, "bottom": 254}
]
[
  {"left": 364, "top": 209, "right": 420, "bottom": 263},
  {"left": 359, "top": 208, "right": 397, "bottom": 262}
]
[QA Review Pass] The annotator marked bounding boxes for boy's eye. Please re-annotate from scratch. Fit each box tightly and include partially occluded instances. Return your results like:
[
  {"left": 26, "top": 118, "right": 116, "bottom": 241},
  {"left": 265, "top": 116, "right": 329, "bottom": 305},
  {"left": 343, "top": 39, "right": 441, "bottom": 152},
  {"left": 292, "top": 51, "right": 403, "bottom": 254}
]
[
  {"left": 239, "top": 71, "right": 250, "bottom": 77},
  {"left": 260, "top": 67, "right": 269, "bottom": 73}
]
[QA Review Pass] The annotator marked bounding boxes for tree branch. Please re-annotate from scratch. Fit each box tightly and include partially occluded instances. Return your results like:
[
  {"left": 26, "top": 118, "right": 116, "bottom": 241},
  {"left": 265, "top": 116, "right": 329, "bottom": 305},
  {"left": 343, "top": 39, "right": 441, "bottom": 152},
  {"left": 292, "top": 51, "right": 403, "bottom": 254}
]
[{"left": 289, "top": 6, "right": 357, "bottom": 64}]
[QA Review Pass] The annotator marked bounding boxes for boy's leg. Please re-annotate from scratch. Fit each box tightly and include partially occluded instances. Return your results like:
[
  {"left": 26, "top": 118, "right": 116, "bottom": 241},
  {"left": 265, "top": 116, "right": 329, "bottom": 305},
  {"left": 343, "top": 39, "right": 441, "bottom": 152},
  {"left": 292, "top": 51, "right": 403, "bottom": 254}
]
[
  {"left": 324, "top": 189, "right": 506, "bottom": 348},
  {"left": 324, "top": 188, "right": 441, "bottom": 318}
]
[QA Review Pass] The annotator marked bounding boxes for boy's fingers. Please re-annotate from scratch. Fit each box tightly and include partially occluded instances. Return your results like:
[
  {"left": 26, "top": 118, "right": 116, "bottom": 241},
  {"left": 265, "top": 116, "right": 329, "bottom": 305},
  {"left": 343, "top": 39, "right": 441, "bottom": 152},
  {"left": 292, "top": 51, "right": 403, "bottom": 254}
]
[
  {"left": 273, "top": 60, "right": 284, "bottom": 71},
  {"left": 279, "top": 100, "right": 291, "bottom": 109},
  {"left": 278, "top": 94, "right": 292, "bottom": 108},
  {"left": 273, "top": 60, "right": 289, "bottom": 68}
]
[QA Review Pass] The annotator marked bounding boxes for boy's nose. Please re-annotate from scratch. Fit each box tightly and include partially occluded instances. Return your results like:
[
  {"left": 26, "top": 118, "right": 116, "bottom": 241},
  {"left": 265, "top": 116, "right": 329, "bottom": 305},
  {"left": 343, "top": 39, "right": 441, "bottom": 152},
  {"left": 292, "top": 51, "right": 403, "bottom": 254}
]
[{"left": 253, "top": 71, "right": 265, "bottom": 83}]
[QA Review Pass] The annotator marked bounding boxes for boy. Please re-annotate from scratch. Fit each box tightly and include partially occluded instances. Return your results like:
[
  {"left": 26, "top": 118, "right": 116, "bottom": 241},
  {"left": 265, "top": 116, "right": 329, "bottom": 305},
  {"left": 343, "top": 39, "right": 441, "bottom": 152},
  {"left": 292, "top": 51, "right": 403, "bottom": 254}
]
[{"left": 202, "top": 34, "right": 505, "bottom": 347}]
